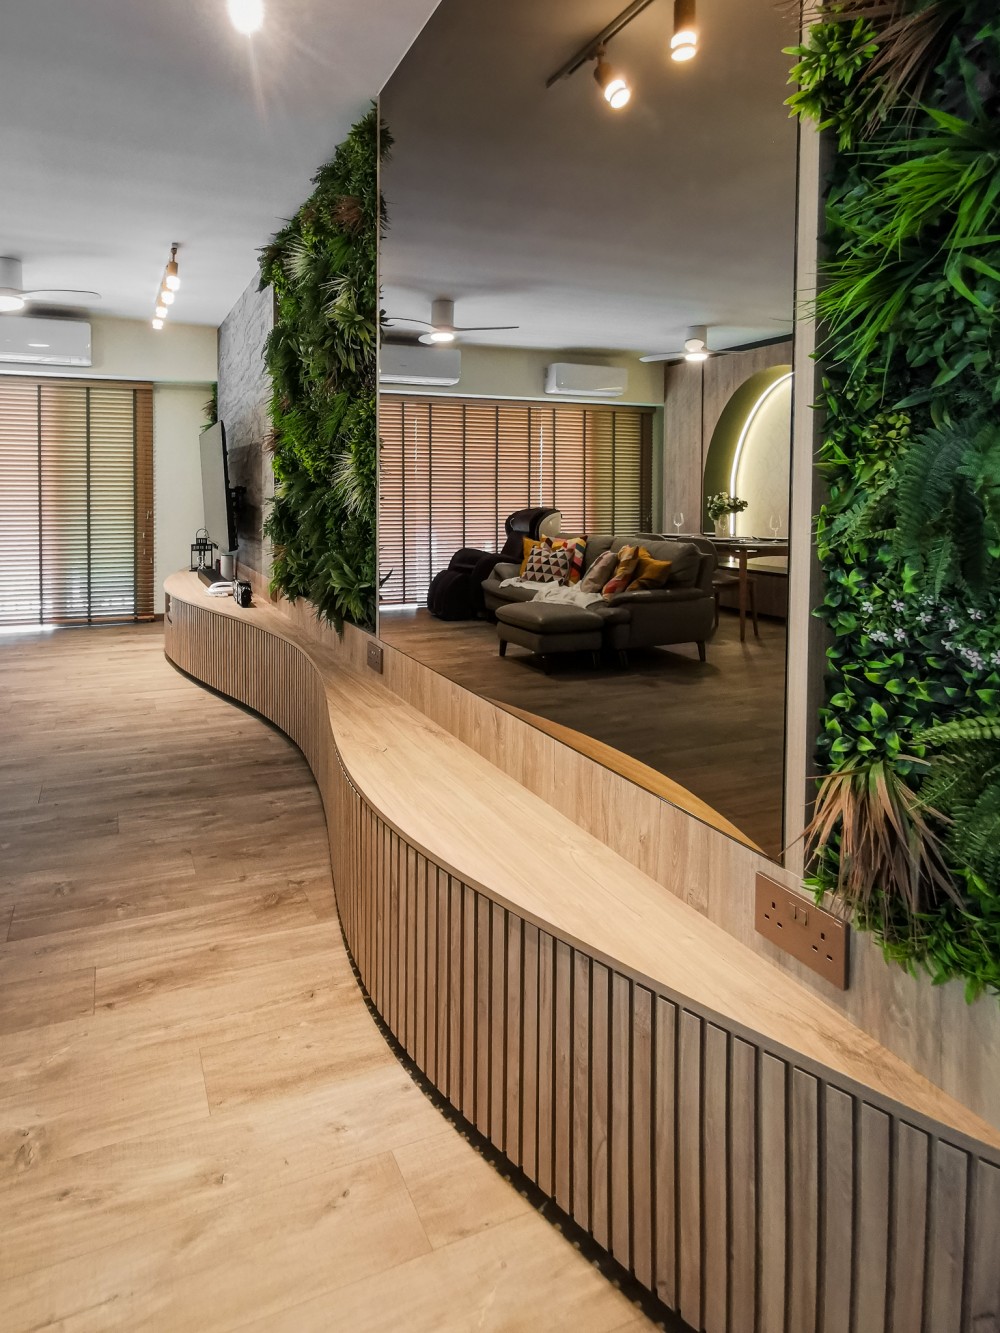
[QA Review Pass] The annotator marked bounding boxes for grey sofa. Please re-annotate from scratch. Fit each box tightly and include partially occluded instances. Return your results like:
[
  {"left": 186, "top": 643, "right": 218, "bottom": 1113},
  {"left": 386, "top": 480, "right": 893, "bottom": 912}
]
[{"left": 482, "top": 534, "right": 717, "bottom": 659}]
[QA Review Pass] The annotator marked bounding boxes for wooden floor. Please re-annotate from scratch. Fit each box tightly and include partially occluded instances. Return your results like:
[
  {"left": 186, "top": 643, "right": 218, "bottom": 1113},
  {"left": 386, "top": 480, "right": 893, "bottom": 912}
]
[
  {"left": 379, "top": 608, "right": 787, "bottom": 856},
  {"left": 0, "top": 624, "right": 652, "bottom": 1333}
]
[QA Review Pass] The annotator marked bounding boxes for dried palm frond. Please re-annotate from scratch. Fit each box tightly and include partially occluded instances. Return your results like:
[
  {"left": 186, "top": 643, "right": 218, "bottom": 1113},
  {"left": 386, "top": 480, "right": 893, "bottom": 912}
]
[
  {"left": 330, "top": 195, "right": 365, "bottom": 232},
  {"left": 804, "top": 759, "right": 962, "bottom": 933}
]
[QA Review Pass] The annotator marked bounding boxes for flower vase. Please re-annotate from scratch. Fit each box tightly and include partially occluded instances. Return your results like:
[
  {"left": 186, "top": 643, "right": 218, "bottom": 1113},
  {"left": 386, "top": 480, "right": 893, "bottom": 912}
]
[{"left": 714, "top": 517, "right": 730, "bottom": 538}]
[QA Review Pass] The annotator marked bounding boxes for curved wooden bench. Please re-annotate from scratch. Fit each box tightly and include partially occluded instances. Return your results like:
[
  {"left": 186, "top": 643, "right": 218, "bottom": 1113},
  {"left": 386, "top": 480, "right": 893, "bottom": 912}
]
[{"left": 164, "top": 572, "right": 1000, "bottom": 1333}]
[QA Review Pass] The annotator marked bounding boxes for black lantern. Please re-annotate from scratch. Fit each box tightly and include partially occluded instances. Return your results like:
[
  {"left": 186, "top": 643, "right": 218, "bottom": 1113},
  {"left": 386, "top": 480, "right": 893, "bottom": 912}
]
[{"left": 190, "top": 528, "right": 217, "bottom": 572}]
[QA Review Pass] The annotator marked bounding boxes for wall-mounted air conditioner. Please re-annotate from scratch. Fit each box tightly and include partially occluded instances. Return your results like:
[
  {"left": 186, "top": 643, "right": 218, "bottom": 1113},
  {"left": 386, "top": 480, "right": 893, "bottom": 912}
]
[
  {"left": 0, "top": 315, "right": 92, "bottom": 367},
  {"left": 544, "top": 362, "right": 627, "bottom": 398},
  {"left": 380, "top": 342, "right": 461, "bottom": 387}
]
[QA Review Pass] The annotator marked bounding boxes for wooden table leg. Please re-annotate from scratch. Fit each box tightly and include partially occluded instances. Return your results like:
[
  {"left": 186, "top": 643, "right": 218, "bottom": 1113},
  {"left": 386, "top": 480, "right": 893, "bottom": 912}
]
[{"left": 738, "top": 550, "right": 748, "bottom": 643}]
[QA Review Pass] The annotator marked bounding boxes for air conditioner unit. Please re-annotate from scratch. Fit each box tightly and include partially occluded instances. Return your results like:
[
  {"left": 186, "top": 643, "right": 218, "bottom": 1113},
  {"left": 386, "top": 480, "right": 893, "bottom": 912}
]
[
  {"left": 0, "top": 315, "right": 92, "bottom": 367},
  {"left": 380, "top": 342, "right": 461, "bottom": 387},
  {"left": 544, "top": 362, "right": 627, "bottom": 398}
]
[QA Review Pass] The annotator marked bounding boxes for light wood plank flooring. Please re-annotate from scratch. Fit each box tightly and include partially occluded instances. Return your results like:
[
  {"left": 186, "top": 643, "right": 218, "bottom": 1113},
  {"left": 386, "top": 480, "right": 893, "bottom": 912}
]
[
  {"left": 379, "top": 608, "right": 787, "bottom": 856},
  {"left": 0, "top": 624, "right": 652, "bottom": 1333}
]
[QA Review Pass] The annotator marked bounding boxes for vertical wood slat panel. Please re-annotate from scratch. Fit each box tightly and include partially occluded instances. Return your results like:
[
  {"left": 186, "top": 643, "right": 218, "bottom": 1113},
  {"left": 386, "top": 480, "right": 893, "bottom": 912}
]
[
  {"left": 926, "top": 1142, "right": 969, "bottom": 1333},
  {"left": 758, "top": 1054, "right": 787, "bottom": 1333},
  {"left": 572, "top": 951, "right": 591, "bottom": 1234},
  {"left": 822, "top": 1087, "right": 855, "bottom": 1333},
  {"left": 611, "top": 972, "right": 632, "bottom": 1272},
  {"left": 553, "top": 940, "right": 573, "bottom": 1216},
  {"left": 490, "top": 901, "right": 507, "bottom": 1152},
  {"left": 165, "top": 589, "right": 1000, "bottom": 1333},
  {"left": 729, "top": 1038, "right": 757, "bottom": 1333},
  {"left": 789, "top": 1069, "right": 819, "bottom": 1333},
  {"left": 537, "top": 931, "right": 555, "bottom": 1197},
  {"left": 631, "top": 985, "right": 653, "bottom": 1291},
  {"left": 889, "top": 1123, "right": 929, "bottom": 1333},
  {"left": 590, "top": 961, "right": 611, "bottom": 1251},
  {"left": 653, "top": 996, "right": 678, "bottom": 1312},
  {"left": 702, "top": 1023, "right": 729, "bottom": 1333},
  {"left": 855, "top": 1104, "right": 891, "bottom": 1333}
]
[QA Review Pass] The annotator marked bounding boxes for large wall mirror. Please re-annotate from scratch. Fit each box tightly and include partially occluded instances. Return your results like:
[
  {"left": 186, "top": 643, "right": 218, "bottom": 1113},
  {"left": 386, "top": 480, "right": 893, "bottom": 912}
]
[{"left": 377, "top": 0, "right": 799, "bottom": 859}]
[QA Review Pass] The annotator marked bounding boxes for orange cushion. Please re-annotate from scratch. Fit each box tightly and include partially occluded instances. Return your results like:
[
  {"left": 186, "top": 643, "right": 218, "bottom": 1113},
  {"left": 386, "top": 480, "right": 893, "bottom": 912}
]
[
  {"left": 631, "top": 548, "right": 672, "bottom": 590},
  {"left": 602, "top": 544, "right": 641, "bottom": 597}
]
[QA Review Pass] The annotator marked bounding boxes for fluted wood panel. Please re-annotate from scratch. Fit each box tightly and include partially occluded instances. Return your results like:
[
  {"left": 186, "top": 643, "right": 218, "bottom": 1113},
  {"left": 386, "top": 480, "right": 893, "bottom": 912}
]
[{"left": 165, "top": 582, "right": 1000, "bottom": 1333}]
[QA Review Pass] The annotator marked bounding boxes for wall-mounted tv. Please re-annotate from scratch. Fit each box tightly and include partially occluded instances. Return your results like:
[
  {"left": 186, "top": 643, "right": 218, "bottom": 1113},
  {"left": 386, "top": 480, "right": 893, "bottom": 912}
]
[{"left": 199, "top": 420, "right": 237, "bottom": 554}]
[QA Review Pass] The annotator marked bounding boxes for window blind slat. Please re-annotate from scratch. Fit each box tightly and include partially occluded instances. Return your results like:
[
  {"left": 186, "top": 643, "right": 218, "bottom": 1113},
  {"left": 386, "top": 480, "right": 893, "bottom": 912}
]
[
  {"left": 379, "top": 395, "right": 653, "bottom": 607},
  {"left": 0, "top": 376, "right": 154, "bottom": 626}
]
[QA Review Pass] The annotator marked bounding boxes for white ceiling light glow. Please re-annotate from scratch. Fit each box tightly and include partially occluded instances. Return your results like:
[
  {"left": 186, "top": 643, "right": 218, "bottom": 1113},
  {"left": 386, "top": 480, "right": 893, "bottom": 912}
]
[
  {"left": 152, "top": 318, "right": 164, "bottom": 330},
  {"left": 227, "top": 0, "right": 264, "bottom": 35},
  {"left": 670, "top": 0, "right": 698, "bottom": 61},
  {"left": 0, "top": 293, "right": 26, "bottom": 313}
]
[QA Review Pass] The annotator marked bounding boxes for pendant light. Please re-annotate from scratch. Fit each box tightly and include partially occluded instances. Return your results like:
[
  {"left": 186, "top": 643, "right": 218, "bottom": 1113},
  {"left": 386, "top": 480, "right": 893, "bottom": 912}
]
[
  {"left": 670, "top": 0, "right": 698, "bottom": 61},
  {"left": 592, "top": 47, "right": 632, "bottom": 110}
]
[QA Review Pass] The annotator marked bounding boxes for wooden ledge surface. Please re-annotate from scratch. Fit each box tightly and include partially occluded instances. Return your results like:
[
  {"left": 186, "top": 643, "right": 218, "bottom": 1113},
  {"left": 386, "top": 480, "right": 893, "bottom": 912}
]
[{"left": 164, "top": 572, "right": 1000, "bottom": 1151}]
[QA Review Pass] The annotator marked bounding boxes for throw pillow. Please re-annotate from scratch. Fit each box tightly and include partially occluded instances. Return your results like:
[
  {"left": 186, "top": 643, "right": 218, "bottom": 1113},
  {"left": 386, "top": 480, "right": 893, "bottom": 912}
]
[
  {"left": 602, "top": 544, "right": 640, "bottom": 597},
  {"left": 519, "top": 537, "right": 540, "bottom": 575},
  {"left": 631, "top": 548, "right": 673, "bottom": 590},
  {"left": 523, "top": 541, "right": 572, "bottom": 584},
  {"left": 554, "top": 534, "right": 587, "bottom": 585},
  {"left": 579, "top": 548, "right": 618, "bottom": 593}
]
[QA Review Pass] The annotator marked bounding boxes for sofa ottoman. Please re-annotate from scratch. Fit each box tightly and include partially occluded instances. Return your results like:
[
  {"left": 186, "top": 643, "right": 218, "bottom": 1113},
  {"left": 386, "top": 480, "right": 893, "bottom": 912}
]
[{"left": 495, "top": 602, "right": 604, "bottom": 665}]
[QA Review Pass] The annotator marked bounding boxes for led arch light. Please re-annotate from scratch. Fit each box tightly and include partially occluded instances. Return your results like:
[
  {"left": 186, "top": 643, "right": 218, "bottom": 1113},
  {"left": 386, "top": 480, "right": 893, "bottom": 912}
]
[
  {"left": 671, "top": 0, "right": 699, "bottom": 61},
  {"left": 593, "top": 52, "right": 632, "bottom": 109},
  {"left": 227, "top": 0, "right": 264, "bottom": 34},
  {"left": 727, "top": 371, "right": 794, "bottom": 535}
]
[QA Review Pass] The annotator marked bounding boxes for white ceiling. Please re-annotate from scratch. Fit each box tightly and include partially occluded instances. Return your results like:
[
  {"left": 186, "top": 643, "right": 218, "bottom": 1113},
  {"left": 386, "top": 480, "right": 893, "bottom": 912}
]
[
  {"left": 380, "top": 0, "right": 799, "bottom": 356},
  {"left": 0, "top": 0, "right": 440, "bottom": 326}
]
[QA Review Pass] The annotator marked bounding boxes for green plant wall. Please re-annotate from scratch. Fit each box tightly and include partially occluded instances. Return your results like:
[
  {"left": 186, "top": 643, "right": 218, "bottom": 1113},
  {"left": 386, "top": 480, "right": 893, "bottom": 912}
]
[
  {"left": 788, "top": 0, "right": 1000, "bottom": 997},
  {"left": 258, "top": 106, "right": 387, "bottom": 631}
]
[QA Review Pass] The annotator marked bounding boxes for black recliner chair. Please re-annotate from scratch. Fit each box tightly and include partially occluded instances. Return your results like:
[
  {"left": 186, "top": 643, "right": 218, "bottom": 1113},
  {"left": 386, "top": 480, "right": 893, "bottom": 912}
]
[{"left": 426, "top": 507, "right": 560, "bottom": 620}]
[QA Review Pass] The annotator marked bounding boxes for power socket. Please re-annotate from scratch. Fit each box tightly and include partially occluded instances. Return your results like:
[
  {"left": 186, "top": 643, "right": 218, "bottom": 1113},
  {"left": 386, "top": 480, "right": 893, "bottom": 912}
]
[
  {"left": 366, "top": 641, "right": 383, "bottom": 674},
  {"left": 754, "top": 873, "right": 849, "bottom": 990}
]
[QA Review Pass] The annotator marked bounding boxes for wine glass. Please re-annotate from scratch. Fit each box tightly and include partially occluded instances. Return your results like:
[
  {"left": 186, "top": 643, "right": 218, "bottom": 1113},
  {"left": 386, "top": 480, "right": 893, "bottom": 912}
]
[
  {"left": 672, "top": 511, "right": 684, "bottom": 536},
  {"left": 768, "top": 513, "right": 781, "bottom": 540}
]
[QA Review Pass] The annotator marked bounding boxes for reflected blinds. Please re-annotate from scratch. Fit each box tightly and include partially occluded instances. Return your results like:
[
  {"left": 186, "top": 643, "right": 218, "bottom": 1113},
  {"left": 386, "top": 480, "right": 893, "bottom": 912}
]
[
  {"left": 0, "top": 377, "right": 154, "bottom": 627},
  {"left": 379, "top": 396, "right": 653, "bottom": 604}
]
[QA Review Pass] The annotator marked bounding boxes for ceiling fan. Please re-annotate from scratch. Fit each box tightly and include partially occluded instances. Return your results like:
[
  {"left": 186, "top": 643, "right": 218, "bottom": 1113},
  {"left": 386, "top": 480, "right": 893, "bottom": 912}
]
[
  {"left": 639, "top": 324, "right": 718, "bottom": 364},
  {"left": 385, "top": 297, "right": 518, "bottom": 345},
  {"left": 0, "top": 257, "right": 101, "bottom": 314}
]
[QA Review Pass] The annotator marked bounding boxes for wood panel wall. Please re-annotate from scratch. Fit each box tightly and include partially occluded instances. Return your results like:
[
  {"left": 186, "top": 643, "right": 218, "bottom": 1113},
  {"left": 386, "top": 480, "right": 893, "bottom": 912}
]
[{"left": 164, "top": 578, "right": 1000, "bottom": 1332}]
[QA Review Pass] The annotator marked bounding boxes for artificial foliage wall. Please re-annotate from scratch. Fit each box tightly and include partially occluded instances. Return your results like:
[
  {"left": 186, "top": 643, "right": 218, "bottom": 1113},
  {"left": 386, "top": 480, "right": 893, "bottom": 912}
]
[
  {"left": 259, "top": 107, "right": 386, "bottom": 631},
  {"left": 789, "top": 0, "right": 1000, "bottom": 996}
]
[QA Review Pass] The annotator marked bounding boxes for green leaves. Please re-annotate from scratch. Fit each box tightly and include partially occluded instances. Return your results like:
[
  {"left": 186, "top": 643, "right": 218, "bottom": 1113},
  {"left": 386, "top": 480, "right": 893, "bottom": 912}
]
[{"left": 260, "top": 107, "right": 385, "bottom": 633}]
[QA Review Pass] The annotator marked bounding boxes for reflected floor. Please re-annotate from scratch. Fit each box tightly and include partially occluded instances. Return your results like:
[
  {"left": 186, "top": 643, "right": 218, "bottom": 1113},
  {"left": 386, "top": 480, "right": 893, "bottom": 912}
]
[{"left": 380, "top": 606, "right": 787, "bottom": 858}]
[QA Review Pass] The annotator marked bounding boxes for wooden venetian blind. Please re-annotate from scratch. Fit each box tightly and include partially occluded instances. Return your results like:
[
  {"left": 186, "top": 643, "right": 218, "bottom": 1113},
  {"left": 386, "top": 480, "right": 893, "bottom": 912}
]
[
  {"left": 0, "top": 377, "right": 154, "bottom": 627},
  {"left": 379, "top": 396, "right": 653, "bottom": 604}
]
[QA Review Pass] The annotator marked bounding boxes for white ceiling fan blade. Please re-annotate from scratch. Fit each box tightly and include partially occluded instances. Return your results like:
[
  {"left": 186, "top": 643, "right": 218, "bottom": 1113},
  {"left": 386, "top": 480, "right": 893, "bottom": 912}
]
[
  {"left": 452, "top": 324, "right": 520, "bottom": 332},
  {"left": 23, "top": 289, "right": 102, "bottom": 304},
  {"left": 638, "top": 352, "right": 683, "bottom": 363},
  {"left": 384, "top": 315, "right": 434, "bottom": 327}
]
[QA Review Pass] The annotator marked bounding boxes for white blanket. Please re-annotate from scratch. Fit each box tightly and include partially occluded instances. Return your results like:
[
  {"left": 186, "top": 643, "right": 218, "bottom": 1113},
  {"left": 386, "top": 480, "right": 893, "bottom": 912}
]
[{"left": 498, "top": 577, "right": 605, "bottom": 608}]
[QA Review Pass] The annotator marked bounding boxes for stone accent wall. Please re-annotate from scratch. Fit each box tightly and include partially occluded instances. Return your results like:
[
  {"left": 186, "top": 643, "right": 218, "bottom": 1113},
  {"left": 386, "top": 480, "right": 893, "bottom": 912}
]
[{"left": 218, "top": 278, "right": 274, "bottom": 578}]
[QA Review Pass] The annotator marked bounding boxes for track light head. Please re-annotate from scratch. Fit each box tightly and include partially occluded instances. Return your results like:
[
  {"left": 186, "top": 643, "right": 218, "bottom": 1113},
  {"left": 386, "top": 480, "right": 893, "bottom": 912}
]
[
  {"left": 593, "top": 50, "right": 631, "bottom": 109},
  {"left": 165, "top": 245, "right": 180, "bottom": 292},
  {"left": 671, "top": 0, "right": 698, "bottom": 61},
  {"left": 152, "top": 318, "right": 164, "bottom": 330}
]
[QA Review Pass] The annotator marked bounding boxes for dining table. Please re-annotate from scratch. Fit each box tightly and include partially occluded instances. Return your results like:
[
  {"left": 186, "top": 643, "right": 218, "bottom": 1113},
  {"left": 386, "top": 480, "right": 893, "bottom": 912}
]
[{"left": 675, "top": 533, "right": 790, "bottom": 643}]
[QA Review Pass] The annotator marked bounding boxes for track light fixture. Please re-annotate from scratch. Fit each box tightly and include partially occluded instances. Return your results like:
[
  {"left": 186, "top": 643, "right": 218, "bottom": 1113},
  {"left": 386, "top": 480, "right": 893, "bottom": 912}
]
[
  {"left": 546, "top": 0, "right": 701, "bottom": 102},
  {"left": 670, "top": 0, "right": 698, "bottom": 61},
  {"left": 165, "top": 245, "right": 181, "bottom": 292},
  {"left": 593, "top": 48, "right": 632, "bottom": 109},
  {"left": 152, "top": 243, "right": 182, "bottom": 328}
]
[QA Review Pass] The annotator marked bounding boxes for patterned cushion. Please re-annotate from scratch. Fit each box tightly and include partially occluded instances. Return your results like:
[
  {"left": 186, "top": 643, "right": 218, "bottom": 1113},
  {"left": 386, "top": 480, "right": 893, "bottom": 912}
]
[
  {"left": 519, "top": 534, "right": 586, "bottom": 583},
  {"left": 602, "top": 544, "right": 640, "bottom": 597},
  {"left": 631, "top": 548, "right": 673, "bottom": 590},
  {"left": 579, "top": 548, "right": 618, "bottom": 593},
  {"left": 523, "top": 540, "right": 572, "bottom": 584}
]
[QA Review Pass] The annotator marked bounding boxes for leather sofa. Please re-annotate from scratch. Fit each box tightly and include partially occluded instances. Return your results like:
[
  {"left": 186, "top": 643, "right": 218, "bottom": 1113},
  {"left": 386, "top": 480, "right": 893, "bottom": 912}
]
[{"left": 482, "top": 534, "right": 718, "bottom": 658}]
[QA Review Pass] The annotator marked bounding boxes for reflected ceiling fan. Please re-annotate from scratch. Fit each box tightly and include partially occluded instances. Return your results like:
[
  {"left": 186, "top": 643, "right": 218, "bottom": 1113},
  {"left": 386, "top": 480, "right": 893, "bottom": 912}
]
[
  {"left": 385, "top": 297, "right": 518, "bottom": 345},
  {"left": 0, "top": 257, "right": 101, "bottom": 313},
  {"left": 639, "top": 324, "right": 720, "bottom": 364}
]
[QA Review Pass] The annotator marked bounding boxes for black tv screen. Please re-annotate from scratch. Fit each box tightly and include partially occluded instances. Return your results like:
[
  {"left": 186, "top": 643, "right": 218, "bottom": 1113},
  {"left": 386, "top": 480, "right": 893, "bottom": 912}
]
[{"left": 199, "top": 420, "right": 237, "bottom": 554}]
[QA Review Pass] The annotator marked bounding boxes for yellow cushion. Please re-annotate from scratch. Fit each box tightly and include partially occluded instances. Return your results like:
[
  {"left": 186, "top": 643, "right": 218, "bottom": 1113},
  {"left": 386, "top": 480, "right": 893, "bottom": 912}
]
[
  {"left": 519, "top": 537, "right": 540, "bottom": 575},
  {"left": 631, "top": 548, "right": 673, "bottom": 590},
  {"left": 601, "top": 544, "right": 641, "bottom": 596}
]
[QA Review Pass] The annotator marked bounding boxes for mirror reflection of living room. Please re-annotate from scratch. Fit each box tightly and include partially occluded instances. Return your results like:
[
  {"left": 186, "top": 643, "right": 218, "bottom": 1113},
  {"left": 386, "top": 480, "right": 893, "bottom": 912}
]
[{"left": 376, "top": 0, "right": 796, "bottom": 858}]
